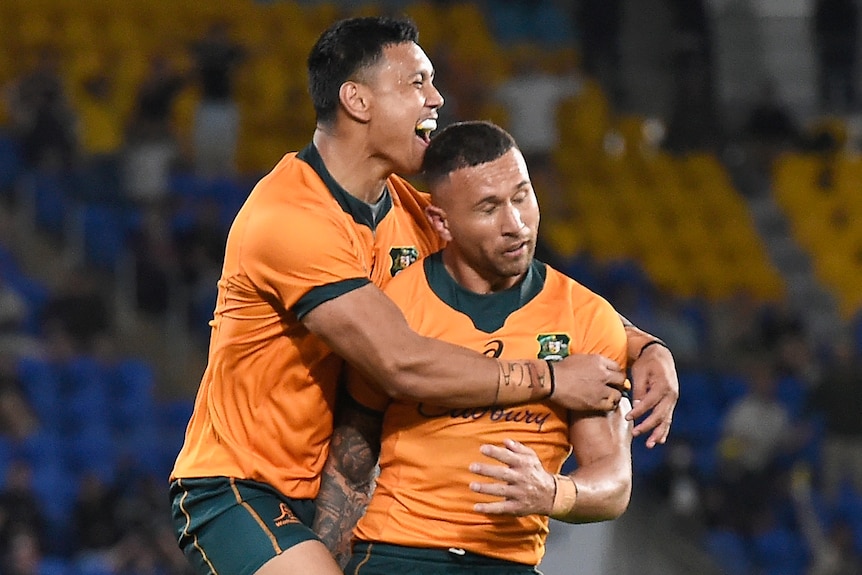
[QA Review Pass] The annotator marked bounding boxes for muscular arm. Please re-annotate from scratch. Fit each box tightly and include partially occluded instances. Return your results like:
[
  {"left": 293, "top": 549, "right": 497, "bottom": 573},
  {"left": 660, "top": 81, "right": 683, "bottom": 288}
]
[
  {"left": 313, "top": 394, "right": 382, "bottom": 568},
  {"left": 620, "top": 314, "right": 680, "bottom": 447},
  {"left": 556, "top": 398, "right": 633, "bottom": 522},
  {"left": 303, "top": 284, "right": 627, "bottom": 411}
]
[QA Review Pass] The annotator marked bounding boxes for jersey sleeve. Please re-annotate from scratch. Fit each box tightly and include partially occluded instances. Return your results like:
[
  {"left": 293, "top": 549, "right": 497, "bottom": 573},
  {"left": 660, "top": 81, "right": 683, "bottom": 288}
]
[
  {"left": 240, "top": 201, "right": 370, "bottom": 318},
  {"left": 577, "top": 293, "right": 629, "bottom": 370}
]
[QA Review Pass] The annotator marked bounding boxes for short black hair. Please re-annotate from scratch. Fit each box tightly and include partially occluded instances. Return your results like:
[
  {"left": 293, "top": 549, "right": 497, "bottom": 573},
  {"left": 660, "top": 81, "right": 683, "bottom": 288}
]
[
  {"left": 307, "top": 16, "right": 419, "bottom": 124},
  {"left": 421, "top": 121, "right": 517, "bottom": 185}
]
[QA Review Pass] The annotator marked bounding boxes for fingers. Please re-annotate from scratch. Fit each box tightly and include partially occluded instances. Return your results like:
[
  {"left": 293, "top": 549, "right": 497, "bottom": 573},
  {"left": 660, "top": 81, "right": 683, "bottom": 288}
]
[
  {"left": 625, "top": 387, "right": 659, "bottom": 421},
  {"left": 628, "top": 363, "right": 648, "bottom": 402},
  {"left": 469, "top": 461, "right": 509, "bottom": 481},
  {"left": 632, "top": 399, "right": 675, "bottom": 447}
]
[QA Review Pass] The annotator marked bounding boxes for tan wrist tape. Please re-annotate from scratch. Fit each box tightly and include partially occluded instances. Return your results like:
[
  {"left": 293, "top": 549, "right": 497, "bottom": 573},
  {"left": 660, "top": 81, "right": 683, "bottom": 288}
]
[
  {"left": 495, "top": 359, "right": 553, "bottom": 405},
  {"left": 551, "top": 474, "right": 578, "bottom": 519}
]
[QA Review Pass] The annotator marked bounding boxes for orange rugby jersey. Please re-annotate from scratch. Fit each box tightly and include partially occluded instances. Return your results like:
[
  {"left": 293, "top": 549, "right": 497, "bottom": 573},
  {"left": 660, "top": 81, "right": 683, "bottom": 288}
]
[
  {"left": 350, "top": 252, "right": 627, "bottom": 566},
  {"left": 171, "top": 144, "right": 444, "bottom": 499}
]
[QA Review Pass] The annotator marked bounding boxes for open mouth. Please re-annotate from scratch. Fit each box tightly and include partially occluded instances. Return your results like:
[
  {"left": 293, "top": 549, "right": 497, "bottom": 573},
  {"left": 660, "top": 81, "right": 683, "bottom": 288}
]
[{"left": 415, "top": 118, "right": 437, "bottom": 144}]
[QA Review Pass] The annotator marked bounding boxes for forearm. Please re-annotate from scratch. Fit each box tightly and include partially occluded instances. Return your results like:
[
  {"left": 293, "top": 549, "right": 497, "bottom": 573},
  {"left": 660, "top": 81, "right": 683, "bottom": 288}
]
[
  {"left": 553, "top": 401, "right": 634, "bottom": 523},
  {"left": 304, "top": 285, "right": 551, "bottom": 407},
  {"left": 620, "top": 314, "right": 665, "bottom": 364},
  {"left": 313, "top": 399, "right": 381, "bottom": 567},
  {"left": 373, "top": 335, "right": 550, "bottom": 406},
  {"left": 552, "top": 458, "right": 632, "bottom": 523},
  {"left": 313, "top": 458, "right": 374, "bottom": 567}
]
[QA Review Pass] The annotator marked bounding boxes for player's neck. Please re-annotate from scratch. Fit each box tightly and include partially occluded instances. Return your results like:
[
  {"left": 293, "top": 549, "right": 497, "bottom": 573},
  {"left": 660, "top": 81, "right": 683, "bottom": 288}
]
[
  {"left": 441, "top": 249, "right": 525, "bottom": 295},
  {"left": 313, "top": 128, "right": 390, "bottom": 204}
]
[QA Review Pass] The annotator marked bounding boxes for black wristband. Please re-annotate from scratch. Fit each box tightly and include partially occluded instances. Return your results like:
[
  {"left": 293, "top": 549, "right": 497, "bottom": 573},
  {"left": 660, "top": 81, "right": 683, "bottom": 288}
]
[
  {"left": 637, "top": 339, "right": 669, "bottom": 359},
  {"left": 545, "top": 360, "right": 556, "bottom": 398}
]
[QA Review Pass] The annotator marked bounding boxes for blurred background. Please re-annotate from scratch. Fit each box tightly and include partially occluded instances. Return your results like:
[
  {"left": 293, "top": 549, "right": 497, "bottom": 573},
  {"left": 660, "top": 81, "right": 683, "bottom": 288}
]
[{"left": 0, "top": 0, "right": 861, "bottom": 573}]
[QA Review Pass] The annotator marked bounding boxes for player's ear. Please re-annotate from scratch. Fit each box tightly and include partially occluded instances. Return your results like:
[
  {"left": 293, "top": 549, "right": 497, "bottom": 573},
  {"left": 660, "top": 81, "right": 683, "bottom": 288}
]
[
  {"left": 424, "top": 205, "right": 452, "bottom": 242},
  {"left": 339, "top": 81, "right": 371, "bottom": 123}
]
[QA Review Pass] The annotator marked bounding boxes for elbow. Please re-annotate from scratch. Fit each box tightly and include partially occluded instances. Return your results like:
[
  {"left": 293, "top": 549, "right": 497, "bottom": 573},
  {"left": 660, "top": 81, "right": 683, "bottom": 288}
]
[
  {"left": 606, "top": 479, "right": 633, "bottom": 520},
  {"left": 370, "top": 352, "right": 428, "bottom": 402}
]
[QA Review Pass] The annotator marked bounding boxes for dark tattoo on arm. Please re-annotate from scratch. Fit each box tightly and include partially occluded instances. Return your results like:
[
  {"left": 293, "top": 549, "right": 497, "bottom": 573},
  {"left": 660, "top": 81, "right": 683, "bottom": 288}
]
[
  {"left": 313, "top": 399, "right": 383, "bottom": 568},
  {"left": 494, "top": 361, "right": 549, "bottom": 405}
]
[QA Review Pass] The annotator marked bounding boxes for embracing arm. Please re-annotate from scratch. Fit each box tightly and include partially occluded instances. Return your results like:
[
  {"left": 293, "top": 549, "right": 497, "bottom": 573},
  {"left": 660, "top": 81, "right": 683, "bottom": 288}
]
[
  {"left": 313, "top": 394, "right": 383, "bottom": 568},
  {"left": 303, "top": 284, "right": 627, "bottom": 411},
  {"left": 620, "top": 314, "right": 679, "bottom": 447}
]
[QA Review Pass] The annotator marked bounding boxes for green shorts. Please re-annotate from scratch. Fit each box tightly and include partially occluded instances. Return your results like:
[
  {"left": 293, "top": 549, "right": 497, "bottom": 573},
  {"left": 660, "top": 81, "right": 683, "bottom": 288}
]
[
  {"left": 170, "top": 477, "right": 320, "bottom": 575},
  {"left": 345, "top": 542, "right": 543, "bottom": 575}
]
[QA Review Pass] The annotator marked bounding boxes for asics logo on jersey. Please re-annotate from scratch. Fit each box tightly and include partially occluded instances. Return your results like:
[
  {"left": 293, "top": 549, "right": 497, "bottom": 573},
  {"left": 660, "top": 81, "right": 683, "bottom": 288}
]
[
  {"left": 273, "top": 503, "right": 298, "bottom": 527},
  {"left": 483, "top": 339, "right": 504, "bottom": 358}
]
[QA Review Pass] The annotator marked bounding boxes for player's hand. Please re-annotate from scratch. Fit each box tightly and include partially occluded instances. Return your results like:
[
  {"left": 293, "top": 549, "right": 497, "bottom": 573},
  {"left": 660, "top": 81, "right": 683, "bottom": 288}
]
[
  {"left": 468, "top": 439, "right": 555, "bottom": 516},
  {"left": 627, "top": 343, "right": 678, "bottom": 448},
  {"left": 550, "top": 354, "right": 627, "bottom": 413}
]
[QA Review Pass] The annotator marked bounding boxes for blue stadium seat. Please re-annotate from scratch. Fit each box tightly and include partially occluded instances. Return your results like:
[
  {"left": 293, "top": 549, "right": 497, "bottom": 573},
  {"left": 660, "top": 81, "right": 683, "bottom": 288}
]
[
  {"left": 63, "top": 431, "right": 116, "bottom": 483},
  {"left": 30, "top": 460, "right": 78, "bottom": 526},
  {"left": 16, "top": 356, "right": 62, "bottom": 428},
  {"left": 670, "top": 370, "right": 723, "bottom": 447},
  {"left": 39, "top": 556, "right": 72, "bottom": 575},
  {"left": 751, "top": 526, "right": 808, "bottom": 575},
  {"left": 110, "top": 358, "right": 157, "bottom": 431},
  {"left": 703, "top": 528, "right": 754, "bottom": 575},
  {"left": 60, "top": 357, "right": 110, "bottom": 435},
  {"left": 75, "top": 204, "right": 138, "bottom": 272},
  {"left": 25, "top": 170, "right": 73, "bottom": 236}
]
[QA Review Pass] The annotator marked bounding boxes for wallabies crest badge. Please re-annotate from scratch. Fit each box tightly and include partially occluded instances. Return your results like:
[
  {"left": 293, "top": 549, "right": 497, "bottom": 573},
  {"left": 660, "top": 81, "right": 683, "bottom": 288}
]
[
  {"left": 537, "top": 334, "right": 571, "bottom": 361},
  {"left": 389, "top": 247, "right": 419, "bottom": 276}
]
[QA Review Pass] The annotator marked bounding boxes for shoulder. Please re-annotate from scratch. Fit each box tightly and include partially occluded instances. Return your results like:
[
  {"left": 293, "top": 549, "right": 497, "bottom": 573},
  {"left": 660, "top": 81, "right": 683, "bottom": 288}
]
[
  {"left": 386, "top": 174, "right": 432, "bottom": 209},
  {"left": 544, "top": 264, "right": 624, "bottom": 331}
]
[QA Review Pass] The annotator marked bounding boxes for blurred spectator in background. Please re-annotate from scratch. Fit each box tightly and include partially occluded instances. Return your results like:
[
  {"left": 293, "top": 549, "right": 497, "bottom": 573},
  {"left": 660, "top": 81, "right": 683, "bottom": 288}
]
[
  {"left": 173, "top": 199, "right": 224, "bottom": 339},
  {"left": 744, "top": 79, "right": 803, "bottom": 150},
  {"left": 2, "top": 528, "right": 42, "bottom": 575},
  {"left": 790, "top": 464, "right": 862, "bottom": 575},
  {"left": 40, "top": 267, "right": 112, "bottom": 358},
  {"left": 71, "top": 472, "right": 121, "bottom": 556},
  {"left": 649, "top": 288, "right": 704, "bottom": 370},
  {"left": 714, "top": 357, "right": 809, "bottom": 532},
  {"left": 813, "top": 0, "right": 859, "bottom": 114},
  {"left": 426, "top": 43, "right": 497, "bottom": 128},
  {"left": 705, "top": 288, "right": 766, "bottom": 371},
  {"left": 494, "top": 44, "right": 581, "bottom": 172},
  {"left": 807, "top": 339, "right": 862, "bottom": 502},
  {"left": 4, "top": 47, "right": 76, "bottom": 172},
  {"left": 0, "top": 461, "right": 47, "bottom": 561},
  {"left": 0, "top": 270, "right": 34, "bottom": 356},
  {"left": 189, "top": 21, "right": 245, "bottom": 178},
  {"left": 573, "top": 0, "right": 623, "bottom": 104},
  {"left": 124, "top": 54, "right": 187, "bottom": 209},
  {"left": 0, "top": 354, "right": 38, "bottom": 441},
  {"left": 128, "top": 206, "right": 181, "bottom": 317},
  {"left": 664, "top": 0, "right": 723, "bottom": 152},
  {"left": 74, "top": 64, "right": 126, "bottom": 204},
  {"left": 742, "top": 78, "right": 804, "bottom": 180}
]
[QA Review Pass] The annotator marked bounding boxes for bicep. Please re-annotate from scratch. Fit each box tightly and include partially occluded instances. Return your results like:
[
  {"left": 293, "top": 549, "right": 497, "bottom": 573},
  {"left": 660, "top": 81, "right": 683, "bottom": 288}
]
[
  {"left": 302, "top": 283, "right": 421, "bottom": 387},
  {"left": 567, "top": 399, "right": 632, "bottom": 466}
]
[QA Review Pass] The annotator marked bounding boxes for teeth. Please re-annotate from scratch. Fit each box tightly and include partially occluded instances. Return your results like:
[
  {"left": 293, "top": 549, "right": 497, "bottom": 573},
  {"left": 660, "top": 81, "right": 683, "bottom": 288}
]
[{"left": 416, "top": 119, "right": 437, "bottom": 133}]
